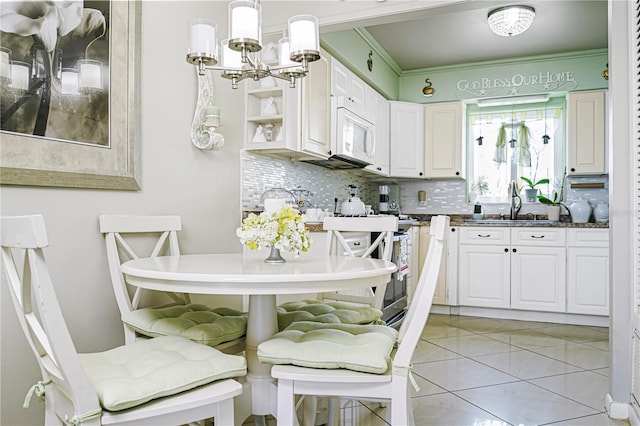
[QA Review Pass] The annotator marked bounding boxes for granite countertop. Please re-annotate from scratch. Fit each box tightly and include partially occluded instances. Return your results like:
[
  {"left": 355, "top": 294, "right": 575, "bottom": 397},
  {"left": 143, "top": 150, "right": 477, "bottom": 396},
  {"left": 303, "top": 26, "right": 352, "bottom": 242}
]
[
  {"left": 242, "top": 211, "right": 609, "bottom": 231},
  {"left": 412, "top": 214, "right": 609, "bottom": 228}
]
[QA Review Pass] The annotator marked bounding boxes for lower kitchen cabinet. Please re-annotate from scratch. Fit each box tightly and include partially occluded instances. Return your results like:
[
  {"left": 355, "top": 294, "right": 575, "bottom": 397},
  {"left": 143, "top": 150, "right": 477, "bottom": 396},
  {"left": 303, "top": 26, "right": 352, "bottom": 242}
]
[
  {"left": 458, "top": 243, "right": 510, "bottom": 308},
  {"left": 567, "top": 228, "right": 610, "bottom": 315},
  {"left": 418, "top": 224, "right": 448, "bottom": 305},
  {"left": 511, "top": 246, "right": 566, "bottom": 312},
  {"left": 458, "top": 227, "right": 567, "bottom": 313}
]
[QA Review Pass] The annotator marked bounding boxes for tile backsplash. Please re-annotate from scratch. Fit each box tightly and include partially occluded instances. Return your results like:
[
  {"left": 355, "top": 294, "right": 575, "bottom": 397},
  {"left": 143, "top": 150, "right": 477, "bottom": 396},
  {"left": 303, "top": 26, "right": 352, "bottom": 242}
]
[{"left": 242, "top": 151, "right": 609, "bottom": 218}]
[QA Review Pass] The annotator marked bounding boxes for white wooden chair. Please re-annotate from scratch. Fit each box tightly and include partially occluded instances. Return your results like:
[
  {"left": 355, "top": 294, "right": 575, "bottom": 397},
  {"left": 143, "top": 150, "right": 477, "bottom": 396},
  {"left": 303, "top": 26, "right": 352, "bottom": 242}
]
[
  {"left": 99, "top": 214, "right": 246, "bottom": 353},
  {"left": 276, "top": 216, "right": 398, "bottom": 333},
  {"left": 2, "top": 214, "right": 246, "bottom": 426},
  {"left": 265, "top": 215, "right": 450, "bottom": 426},
  {"left": 320, "top": 216, "right": 398, "bottom": 309}
]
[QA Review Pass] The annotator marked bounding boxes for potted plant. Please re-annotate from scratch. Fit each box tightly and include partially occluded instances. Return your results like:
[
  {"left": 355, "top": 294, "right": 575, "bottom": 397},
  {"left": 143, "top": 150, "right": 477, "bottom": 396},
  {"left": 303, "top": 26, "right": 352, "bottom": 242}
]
[
  {"left": 469, "top": 177, "right": 489, "bottom": 204},
  {"left": 520, "top": 176, "right": 549, "bottom": 202},
  {"left": 537, "top": 171, "right": 567, "bottom": 221}
]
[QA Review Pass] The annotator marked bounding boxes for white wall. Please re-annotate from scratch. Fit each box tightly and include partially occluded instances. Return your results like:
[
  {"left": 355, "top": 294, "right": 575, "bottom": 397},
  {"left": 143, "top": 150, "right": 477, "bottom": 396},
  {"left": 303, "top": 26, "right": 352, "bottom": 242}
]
[{"left": 0, "top": 3, "right": 245, "bottom": 424}]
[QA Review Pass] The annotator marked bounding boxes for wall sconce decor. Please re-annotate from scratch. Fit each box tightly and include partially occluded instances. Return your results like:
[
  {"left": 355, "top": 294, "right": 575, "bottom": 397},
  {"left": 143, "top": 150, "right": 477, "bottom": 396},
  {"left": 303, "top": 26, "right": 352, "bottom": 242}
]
[
  {"left": 422, "top": 78, "right": 435, "bottom": 97},
  {"left": 487, "top": 5, "right": 535, "bottom": 37},
  {"left": 186, "top": 0, "right": 320, "bottom": 150},
  {"left": 601, "top": 63, "right": 608, "bottom": 80}
]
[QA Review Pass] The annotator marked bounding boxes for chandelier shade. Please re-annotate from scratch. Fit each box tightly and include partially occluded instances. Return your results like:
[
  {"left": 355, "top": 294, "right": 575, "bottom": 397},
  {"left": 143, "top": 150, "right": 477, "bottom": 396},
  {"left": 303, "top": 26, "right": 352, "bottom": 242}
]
[{"left": 487, "top": 5, "right": 535, "bottom": 37}]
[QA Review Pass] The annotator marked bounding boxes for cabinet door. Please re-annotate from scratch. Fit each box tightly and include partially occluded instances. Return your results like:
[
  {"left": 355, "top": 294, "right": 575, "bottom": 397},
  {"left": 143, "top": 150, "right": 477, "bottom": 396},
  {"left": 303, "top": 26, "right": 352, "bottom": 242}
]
[
  {"left": 511, "top": 246, "right": 566, "bottom": 312},
  {"left": 567, "top": 247, "right": 609, "bottom": 315},
  {"left": 365, "top": 90, "right": 390, "bottom": 176},
  {"left": 424, "top": 101, "right": 463, "bottom": 178},
  {"left": 330, "top": 59, "right": 365, "bottom": 111},
  {"left": 301, "top": 54, "right": 331, "bottom": 157},
  {"left": 458, "top": 245, "right": 510, "bottom": 308},
  {"left": 418, "top": 225, "right": 448, "bottom": 305},
  {"left": 567, "top": 90, "right": 606, "bottom": 175},
  {"left": 389, "top": 102, "right": 425, "bottom": 178}
]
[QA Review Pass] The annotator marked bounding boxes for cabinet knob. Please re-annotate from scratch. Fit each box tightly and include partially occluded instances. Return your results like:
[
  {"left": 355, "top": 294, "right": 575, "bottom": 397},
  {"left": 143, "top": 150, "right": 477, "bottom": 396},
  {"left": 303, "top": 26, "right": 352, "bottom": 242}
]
[
  {"left": 451, "top": 228, "right": 456, "bottom": 232},
  {"left": 455, "top": 171, "right": 460, "bottom": 176},
  {"left": 504, "top": 248, "right": 508, "bottom": 252},
  {"left": 419, "top": 172, "right": 423, "bottom": 176},
  {"left": 570, "top": 167, "right": 576, "bottom": 172},
  {"left": 377, "top": 167, "right": 382, "bottom": 171},
  {"left": 512, "top": 248, "right": 517, "bottom": 253},
  {"left": 328, "top": 150, "right": 332, "bottom": 156}
]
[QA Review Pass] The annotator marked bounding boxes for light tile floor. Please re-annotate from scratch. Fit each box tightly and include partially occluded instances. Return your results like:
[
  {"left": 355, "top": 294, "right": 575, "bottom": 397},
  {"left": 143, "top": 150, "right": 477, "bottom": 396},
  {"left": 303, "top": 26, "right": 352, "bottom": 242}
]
[{"left": 243, "top": 314, "right": 631, "bottom": 426}]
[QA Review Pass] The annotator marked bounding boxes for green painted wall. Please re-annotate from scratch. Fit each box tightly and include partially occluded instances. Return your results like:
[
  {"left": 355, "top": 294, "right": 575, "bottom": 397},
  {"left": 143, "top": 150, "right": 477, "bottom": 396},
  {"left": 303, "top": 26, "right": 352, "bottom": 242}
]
[
  {"left": 399, "top": 49, "right": 608, "bottom": 103},
  {"left": 322, "top": 30, "right": 607, "bottom": 105},
  {"left": 321, "top": 30, "right": 400, "bottom": 100}
]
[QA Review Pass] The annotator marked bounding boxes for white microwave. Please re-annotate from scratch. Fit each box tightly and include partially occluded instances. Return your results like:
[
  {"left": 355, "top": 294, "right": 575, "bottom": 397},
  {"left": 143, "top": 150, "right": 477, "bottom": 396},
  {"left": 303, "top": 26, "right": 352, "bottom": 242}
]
[{"left": 330, "top": 97, "right": 376, "bottom": 168}]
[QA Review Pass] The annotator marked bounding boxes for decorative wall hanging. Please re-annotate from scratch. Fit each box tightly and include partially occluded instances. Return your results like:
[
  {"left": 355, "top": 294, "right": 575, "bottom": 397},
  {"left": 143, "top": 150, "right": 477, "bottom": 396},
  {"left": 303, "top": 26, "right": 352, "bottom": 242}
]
[
  {"left": 367, "top": 50, "right": 373, "bottom": 72},
  {"left": 0, "top": 1, "right": 141, "bottom": 190},
  {"left": 601, "top": 63, "right": 608, "bottom": 80},
  {"left": 422, "top": 78, "right": 435, "bottom": 97}
]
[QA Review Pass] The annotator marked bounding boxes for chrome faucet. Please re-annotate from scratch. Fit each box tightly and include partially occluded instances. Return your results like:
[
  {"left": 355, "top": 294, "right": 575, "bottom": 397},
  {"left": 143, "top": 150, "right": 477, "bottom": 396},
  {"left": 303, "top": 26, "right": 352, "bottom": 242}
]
[{"left": 510, "top": 180, "right": 522, "bottom": 220}]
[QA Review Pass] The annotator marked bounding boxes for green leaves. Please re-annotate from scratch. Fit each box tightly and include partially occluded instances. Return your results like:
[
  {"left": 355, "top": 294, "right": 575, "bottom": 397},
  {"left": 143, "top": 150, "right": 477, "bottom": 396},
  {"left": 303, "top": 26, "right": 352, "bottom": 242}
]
[
  {"left": 520, "top": 176, "right": 550, "bottom": 189},
  {"left": 537, "top": 192, "right": 560, "bottom": 206}
]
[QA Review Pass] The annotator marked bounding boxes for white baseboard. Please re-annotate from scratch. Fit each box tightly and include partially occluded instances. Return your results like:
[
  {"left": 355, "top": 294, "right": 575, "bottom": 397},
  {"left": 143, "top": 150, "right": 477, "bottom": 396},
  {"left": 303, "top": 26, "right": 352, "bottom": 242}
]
[
  {"left": 606, "top": 393, "right": 630, "bottom": 420},
  {"left": 429, "top": 305, "right": 609, "bottom": 327}
]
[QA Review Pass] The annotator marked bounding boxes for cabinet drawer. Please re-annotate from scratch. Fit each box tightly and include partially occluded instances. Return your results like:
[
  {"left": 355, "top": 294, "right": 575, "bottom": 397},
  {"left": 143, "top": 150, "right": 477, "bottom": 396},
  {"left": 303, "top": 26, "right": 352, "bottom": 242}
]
[
  {"left": 459, "top": 227, "right": 509, "bottom": 245},
  {"left": 568, "top": 228, "right": 609, "bottom": 247},
  {"left": 511, "top": 228, "right": 566, "bottom": 246}
]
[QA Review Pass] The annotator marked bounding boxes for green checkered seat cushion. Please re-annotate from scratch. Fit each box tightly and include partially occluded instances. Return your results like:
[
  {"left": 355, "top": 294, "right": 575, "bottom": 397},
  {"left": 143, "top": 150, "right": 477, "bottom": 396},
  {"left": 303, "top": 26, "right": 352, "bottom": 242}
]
[
  {"left": 257, "top": 321, "right": 398, "bottom": 374},
  {"left": 276, "top": 299, "right": 384, "bottom": 331},
  {"left": 122, "top": 303, "right": 247, "bottom": 347}
]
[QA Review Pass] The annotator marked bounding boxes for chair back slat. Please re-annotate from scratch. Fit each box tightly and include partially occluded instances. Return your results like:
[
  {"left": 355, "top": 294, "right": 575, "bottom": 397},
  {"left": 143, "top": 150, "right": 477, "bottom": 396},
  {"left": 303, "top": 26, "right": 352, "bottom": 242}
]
[
  {"left": 394, "top": 215, "right": 449, "bottom": 368},
  {"left": 99, "top": 215, "right": 189, "bottom": 337},
  {"left": 1, "top": 215, "right": 101, "bottom": 418},
  {"left": 321, "top": 216, "right": 398, "bottom": 309}
]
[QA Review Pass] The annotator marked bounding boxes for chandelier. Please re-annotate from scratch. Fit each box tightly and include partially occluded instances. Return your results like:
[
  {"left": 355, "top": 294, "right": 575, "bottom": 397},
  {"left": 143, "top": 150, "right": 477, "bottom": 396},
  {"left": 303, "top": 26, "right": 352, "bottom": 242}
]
[
  {"left": 487, "top": 5, "right": 535, "bottom": 37},
  {"left": 185, "top": 0, "right": 320, "bottom": 150}
]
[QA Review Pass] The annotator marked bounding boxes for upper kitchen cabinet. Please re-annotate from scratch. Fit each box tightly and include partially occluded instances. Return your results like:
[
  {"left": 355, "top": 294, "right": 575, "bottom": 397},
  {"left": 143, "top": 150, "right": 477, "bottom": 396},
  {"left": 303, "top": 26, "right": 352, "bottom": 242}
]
[
  {"left": 244, "top": 50, "right": 331, "bottom": 159},
  {"left": 424, "top": 101, "right": 464, "bottom": 179},
  {"left": 331, "top": 59, "right": 366, "bottom": 115},
  {"left": 364, "top": 86, "right": 390, "bottom": 176},
  {"left": 300, "top": 53, "right": 332, "bottom": 158},
  {"left": 567, "top": 90, "right": 606, "bottom": 175},
  {"left": 389, "top": 101, "right": 424, "bottom": 178}
]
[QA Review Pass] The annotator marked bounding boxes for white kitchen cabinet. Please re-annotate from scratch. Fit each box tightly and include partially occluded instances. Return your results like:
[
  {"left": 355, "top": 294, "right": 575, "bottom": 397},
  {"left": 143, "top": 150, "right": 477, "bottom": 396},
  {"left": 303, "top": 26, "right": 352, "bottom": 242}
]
[
  {"left": 567, "top": 228, "right": 609, "bottom": 315},
  {"left": 424, "top": 101, "right": 464, "bottom": 179},
  {"left": 458, "top": 227, "right": 567, "bottom": 313},
  {"left": 458, "top": 227, "right": 510, "bottom": 308},
  {"left": 300, "top": 53, "right": 331, "bottom": 158},
  {"left": 364, "top": 87, "right": 390, "bottom": 176},
  {"left": 567, "top": 90, "right": 606, "bottom": 175},
  {"left": 331, "top": 59, "right": 366, "bottom": 113},
  {"left": 244, "top": 50, "right": 330, "bottom": 159},
  {"left": 389, "top": 101, "right": 425, "bottom": 178},
  {"left": 417, "top": 224, "right": 448, "bottom": 305}
]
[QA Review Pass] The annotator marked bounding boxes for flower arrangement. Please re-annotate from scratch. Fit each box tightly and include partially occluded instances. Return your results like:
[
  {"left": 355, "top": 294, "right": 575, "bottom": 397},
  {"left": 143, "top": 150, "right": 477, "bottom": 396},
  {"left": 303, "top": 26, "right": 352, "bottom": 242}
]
[{"left": 236, "top": 204, "right": 311, "bottom": 256}]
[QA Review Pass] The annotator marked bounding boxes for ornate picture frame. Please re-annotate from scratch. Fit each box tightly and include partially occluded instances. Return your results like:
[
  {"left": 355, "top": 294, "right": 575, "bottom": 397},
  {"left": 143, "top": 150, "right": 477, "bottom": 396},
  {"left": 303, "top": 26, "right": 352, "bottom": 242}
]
[{"left": 0, "top": 1, "right": 141, "bottom": 190}]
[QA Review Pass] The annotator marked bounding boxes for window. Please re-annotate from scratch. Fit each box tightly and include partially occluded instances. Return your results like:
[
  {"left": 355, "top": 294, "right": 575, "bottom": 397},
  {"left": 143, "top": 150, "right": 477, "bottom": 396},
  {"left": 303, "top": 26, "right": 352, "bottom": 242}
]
[{"left": 467, "top": 98, "right": 565, "bottom": 204}]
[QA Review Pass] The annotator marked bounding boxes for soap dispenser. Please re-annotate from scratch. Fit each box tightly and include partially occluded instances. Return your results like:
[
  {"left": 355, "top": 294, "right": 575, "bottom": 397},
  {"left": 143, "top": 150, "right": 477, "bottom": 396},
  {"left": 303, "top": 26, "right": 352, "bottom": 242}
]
[{"left": 472, "top": 203, "right": 484, "bottom": 220}]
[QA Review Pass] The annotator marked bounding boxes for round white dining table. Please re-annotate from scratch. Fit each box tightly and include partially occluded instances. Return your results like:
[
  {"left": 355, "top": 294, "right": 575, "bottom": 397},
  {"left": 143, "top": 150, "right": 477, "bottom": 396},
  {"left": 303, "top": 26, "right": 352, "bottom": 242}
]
[{"left": 121, "top": 253, "right": 396, "bottom": 426}]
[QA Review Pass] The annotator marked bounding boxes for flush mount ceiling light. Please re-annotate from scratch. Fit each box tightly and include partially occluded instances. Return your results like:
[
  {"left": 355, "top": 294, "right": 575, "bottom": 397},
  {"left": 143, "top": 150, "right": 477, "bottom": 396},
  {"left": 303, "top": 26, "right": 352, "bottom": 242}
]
[{"left": 488, "top": 5, "right": 535, "bottom": 37}]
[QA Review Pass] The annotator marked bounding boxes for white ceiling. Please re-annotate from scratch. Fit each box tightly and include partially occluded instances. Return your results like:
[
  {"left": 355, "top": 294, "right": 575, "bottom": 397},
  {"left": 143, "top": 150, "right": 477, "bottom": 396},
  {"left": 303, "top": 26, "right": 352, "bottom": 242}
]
[{"left": 263, "top": 0, "right": 609, "bottom": 72}]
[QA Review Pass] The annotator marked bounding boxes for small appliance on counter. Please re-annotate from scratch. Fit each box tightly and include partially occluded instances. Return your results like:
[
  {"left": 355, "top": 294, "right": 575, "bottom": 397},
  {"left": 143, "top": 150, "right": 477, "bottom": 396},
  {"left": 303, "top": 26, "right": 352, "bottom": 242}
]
[
  {"left": 378, "top": 184, "right": 400, "bottom": 214},
  {"left": 340, "top": 184, "right": 366, "bottom": 216}
]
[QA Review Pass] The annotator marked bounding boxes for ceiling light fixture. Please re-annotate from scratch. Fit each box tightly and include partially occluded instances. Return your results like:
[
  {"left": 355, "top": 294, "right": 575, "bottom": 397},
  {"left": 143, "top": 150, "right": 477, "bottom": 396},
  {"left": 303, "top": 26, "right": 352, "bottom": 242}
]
[{"left": 487, "top": 5, "right": 535, "bottom": 37}]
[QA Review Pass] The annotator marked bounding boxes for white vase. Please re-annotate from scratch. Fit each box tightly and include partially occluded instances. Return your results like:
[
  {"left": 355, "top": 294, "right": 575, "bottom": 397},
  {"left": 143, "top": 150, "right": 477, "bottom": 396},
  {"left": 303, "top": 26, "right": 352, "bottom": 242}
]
[
  {"left": 547, "top": 205, "right": 560, "bottom": 221},
  {"left": 569, "top": 199, "right": 592, "bottom": 223},
  {"left": 594, "top": 202, "right": 609, "bottom": 223}
]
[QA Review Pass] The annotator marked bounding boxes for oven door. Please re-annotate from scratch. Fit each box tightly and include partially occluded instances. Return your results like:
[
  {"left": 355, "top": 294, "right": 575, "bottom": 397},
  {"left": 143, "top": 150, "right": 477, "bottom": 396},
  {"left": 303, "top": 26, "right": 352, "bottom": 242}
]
[{"left": 380, "top": 233, "right": 409, "bottom": 328}]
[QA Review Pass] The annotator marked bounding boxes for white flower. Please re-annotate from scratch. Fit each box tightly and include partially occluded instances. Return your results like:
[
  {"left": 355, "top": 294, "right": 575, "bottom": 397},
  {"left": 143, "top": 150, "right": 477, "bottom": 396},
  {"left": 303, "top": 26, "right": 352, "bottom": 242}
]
[{"left": 237, "top": 205, "right": 311, "bottom": 256}]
